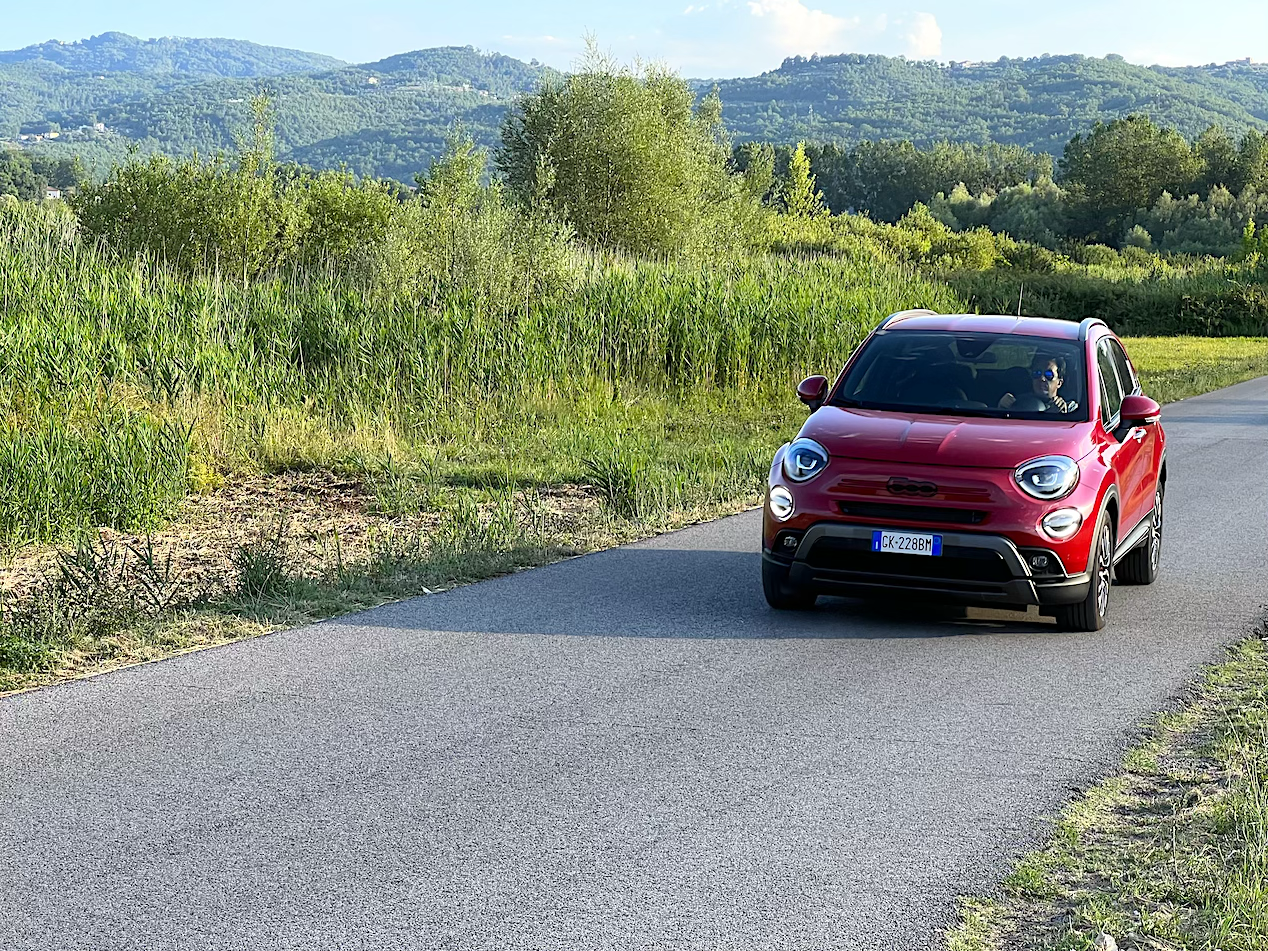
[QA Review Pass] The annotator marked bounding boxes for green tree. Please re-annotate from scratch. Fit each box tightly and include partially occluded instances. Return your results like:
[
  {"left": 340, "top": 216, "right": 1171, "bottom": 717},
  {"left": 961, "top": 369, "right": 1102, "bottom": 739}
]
[
  {"left": 734, "top": 141, "right": 776, "bottom": 203},
  {"left": 0, "top": 152, "right": 43, "bottom": 200},
  {"left": 1060, "top": 115, "right": 1203, "bottom": 242},
  {"left": 780, "top": 142, "right": 826, "bottom": 217},
  {"left": 1233, "top": 130, "right": 1268, "bottom": 194},
  {"left": 930, "top": 178, "right": 1069, "bottom": 249},
  {"left": 497, "top": 44, "right": 759, "bottom": 256},
  {"left": 1194, "top": 125, "right": 1239, "bottom": 192}
]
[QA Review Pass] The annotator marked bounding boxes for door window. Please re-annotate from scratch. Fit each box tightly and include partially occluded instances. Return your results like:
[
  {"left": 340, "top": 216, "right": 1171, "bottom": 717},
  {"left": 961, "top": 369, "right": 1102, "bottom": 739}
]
[
  {"left": 1108, "top": 339, "right": 1139, "bottom": 396},
  {"left": 1097, "top": 340, "right": 1123, "bottom": 426}
]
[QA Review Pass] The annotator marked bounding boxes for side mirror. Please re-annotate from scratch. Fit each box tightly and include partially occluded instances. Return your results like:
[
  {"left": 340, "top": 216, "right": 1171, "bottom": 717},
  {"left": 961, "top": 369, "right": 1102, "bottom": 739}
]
[
  {"left": 797, "top": 375, "right": 829, "bottom": 410},
  {"left": 1120, "top": 394, "right": 1161, "bottom": 426}
]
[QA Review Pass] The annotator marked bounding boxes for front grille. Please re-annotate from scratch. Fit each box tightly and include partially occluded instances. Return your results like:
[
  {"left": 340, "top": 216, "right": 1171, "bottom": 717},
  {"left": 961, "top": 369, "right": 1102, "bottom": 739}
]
[
  {"left": 837, "top": 500, "right": 988, "bottom": 525},
  {"left": 806, "top": 537, "right": 1013, "bottom": 583}
]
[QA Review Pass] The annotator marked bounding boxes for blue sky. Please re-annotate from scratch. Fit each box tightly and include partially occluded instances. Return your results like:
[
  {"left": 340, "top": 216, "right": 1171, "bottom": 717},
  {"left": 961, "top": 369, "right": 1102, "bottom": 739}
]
[{"left": 2, "top": 1, "right": 1266, "bottom": 76}]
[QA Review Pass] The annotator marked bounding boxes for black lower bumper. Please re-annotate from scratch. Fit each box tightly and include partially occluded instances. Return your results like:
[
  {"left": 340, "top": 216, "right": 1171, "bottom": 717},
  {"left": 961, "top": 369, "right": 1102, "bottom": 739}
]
[{"left": 768, "top": 523, "right": 1091, "bottom": 609}]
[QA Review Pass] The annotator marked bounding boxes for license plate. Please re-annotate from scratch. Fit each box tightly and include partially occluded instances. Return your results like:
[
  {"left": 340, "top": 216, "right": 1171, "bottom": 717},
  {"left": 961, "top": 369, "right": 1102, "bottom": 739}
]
[{"left": 872, "top": 530, "right": 942, "bottom": 557}]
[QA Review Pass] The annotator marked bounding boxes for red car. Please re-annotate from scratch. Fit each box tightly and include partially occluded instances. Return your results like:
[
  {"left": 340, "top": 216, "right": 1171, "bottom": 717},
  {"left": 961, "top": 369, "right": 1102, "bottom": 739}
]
[{"left": 762, "top": 311, "right": 1166, "bottom": 631}]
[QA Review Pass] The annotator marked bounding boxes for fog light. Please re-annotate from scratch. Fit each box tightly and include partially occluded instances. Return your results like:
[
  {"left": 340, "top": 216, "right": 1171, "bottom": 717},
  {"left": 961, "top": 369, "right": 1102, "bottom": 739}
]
[
  {"left": 769, "top": 485, "right": 794, "bottom": 521},
  {"left": 782, "top": 534, "right": 799, "bottom": 550},
  {"left": 1030, "top": 554, "right": 1050, "bottom": 570},
  {"left": 1041, "top": 508, "right": 1083, "bottom": 540}
]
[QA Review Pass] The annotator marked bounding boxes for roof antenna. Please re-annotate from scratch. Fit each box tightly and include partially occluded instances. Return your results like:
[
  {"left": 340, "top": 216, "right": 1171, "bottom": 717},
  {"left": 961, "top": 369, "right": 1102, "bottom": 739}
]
[{"left": 1017, "top": 282, "right": 1025, "bottom": 317}]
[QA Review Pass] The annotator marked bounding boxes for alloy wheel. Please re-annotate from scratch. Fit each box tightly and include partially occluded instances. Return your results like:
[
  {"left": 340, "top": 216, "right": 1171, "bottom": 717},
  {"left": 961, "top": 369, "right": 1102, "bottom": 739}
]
[
  {"left": 1149, "top": 489, "right": 1163, "bottom": 573},
  {"left": 1096, "top": 527, "right": 1112, "bottom": 618}
]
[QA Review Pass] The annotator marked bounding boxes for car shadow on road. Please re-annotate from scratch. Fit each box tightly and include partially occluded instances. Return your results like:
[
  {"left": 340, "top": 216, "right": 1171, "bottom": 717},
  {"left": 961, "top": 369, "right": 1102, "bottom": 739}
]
[{"left": 359, "top": 547, "right": 1059, "bottom": 641}]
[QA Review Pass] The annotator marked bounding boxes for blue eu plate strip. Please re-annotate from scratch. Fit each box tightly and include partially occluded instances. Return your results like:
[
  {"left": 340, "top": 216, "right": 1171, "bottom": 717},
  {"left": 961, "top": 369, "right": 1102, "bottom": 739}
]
[{"left": 871, "top": 530, "right": 944, "bottom": 555}]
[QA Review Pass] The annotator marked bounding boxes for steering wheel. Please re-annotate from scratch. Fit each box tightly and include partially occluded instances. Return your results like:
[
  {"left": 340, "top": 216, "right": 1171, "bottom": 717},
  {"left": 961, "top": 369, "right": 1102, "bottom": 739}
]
[{"left": 1009, "top": 394, "right": 1048, "bottom": 412}]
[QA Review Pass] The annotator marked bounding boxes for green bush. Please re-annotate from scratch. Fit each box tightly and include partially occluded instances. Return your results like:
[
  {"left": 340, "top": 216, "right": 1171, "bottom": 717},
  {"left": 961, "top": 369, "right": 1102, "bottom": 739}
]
[
  {"left": 946, "top": 268, "right": 1268, "bottom": 336},
  {"left": 391, "top": 134, "right": 575, "bottom": 310},
  {"left": 69, "top": 118, "right": 575, "bottom": 313},
  {"left": 768, "top": 204, "right": 1009, "bottom": 272}
]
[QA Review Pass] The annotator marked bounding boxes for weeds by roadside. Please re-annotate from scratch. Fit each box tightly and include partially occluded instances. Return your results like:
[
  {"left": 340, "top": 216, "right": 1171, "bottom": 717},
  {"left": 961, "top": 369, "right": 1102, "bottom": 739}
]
[
  {"left": 0, "top": 401, "right": 773, "bottom": 694},
  {"left": 947, "top": 629, "right": 1268, "bottom": 951}
]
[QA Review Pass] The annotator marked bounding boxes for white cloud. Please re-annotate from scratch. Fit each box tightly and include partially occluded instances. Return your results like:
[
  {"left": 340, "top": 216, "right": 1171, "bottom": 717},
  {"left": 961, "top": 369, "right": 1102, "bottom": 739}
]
[
  {"left": 745, "top": 0, "right": 860, "bottom": 57},
  {"left": 899, "top": 12, "right": 942, "bottom": 59},
  {"left": 500, "top": 34, "right": 567, "bottom": 46}
]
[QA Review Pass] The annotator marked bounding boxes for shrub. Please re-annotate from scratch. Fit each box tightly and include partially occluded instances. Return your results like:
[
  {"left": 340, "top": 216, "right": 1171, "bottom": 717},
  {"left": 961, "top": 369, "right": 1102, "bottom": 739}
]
[
  {"left": 930, "top": 178, "right": 1069, "bottom": 249},
  {"left": 232, "top": 524, "right": 293, "bottom": 600},
  {"left": 391, "top": 134, "right": 575, "bottom": 310},
  {"left": 946, "top": 268, "right": 1268, "bottom": 336}
]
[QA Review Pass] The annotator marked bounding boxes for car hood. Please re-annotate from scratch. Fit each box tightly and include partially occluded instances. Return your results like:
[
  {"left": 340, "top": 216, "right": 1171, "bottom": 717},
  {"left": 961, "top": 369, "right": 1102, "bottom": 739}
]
[{"left": 801, "top": 406, "right": 1093, "bottom": 469}]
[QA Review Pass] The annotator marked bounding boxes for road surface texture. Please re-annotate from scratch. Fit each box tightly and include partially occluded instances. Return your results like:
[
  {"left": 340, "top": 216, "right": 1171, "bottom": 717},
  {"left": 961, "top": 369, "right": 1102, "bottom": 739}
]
[{"left": 2, "top": 377, "right": 1266, "bottom": 951}]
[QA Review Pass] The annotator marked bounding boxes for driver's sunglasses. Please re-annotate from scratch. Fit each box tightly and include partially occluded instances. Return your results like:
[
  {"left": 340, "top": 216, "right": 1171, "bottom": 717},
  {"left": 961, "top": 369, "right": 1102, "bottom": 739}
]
[{"left": 1031, "top": 369, "right": 1059, "bottom": 381}]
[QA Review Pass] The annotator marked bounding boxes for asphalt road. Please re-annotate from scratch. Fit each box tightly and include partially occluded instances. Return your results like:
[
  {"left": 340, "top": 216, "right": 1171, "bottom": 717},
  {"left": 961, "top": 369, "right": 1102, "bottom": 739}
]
[{"left": 3, "top": 377, "right": 1267, "bottom": 951}]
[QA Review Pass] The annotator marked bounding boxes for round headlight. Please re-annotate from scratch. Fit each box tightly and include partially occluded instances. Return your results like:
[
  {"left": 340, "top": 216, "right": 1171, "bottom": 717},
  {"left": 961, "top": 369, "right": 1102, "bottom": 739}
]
[
  {"left": 1041, "top": 507, "right": 1083, "bottom": 540},
  {"left": 782, "top": 438, "right": 830, "bottom": 483},
  {"left": 769, "top": 485, "right": 795, "bottom": 520},
  {"left": 1015, "top": 455, "right": 1080, "bottom": 501}
]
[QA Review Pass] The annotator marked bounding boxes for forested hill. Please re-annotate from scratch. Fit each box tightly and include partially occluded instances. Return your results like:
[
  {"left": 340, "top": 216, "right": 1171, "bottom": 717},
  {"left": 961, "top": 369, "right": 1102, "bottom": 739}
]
[
  {"left": 0, "top": 42, "right": 553, "bottom": 182},
  {"left": 5, "top": 35, "right": 1268, "bottom": 183},
  {"left": 0, "top": 32, "right": 345, "bottom": 76},
  {"left": 710, "top": 53, "right": 1268, "bottom": 155}
]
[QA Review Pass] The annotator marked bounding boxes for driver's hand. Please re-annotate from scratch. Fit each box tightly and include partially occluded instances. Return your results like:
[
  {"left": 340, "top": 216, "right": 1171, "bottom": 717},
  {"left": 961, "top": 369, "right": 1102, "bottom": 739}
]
[{"left": 998, "top": 393, "right": 1016, "bottom": 409}]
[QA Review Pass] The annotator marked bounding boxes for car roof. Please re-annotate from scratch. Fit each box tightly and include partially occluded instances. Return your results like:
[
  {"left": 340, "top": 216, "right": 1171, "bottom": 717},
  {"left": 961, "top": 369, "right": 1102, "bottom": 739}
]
[{"left": 882, "top": 313, "right": 1085, "bottom": 340}]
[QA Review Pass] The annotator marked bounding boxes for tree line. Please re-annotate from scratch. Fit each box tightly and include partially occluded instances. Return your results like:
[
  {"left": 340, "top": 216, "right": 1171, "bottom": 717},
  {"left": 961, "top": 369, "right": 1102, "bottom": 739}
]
[{"left": 737, "top": 116, "right": 1268, "bottom": 257}]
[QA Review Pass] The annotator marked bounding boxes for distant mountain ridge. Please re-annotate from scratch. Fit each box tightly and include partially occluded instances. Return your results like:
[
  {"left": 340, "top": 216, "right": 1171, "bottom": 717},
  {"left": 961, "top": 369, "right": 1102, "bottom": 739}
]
[
  {"left": 3, "top": 35, "right": 1266, "bottom": 183},
  {"left": 708, "top": 52, "right": 1268, "bottom": 155},
  {"left": 0, "top": 32, "right": 345, "bottom": 77}
]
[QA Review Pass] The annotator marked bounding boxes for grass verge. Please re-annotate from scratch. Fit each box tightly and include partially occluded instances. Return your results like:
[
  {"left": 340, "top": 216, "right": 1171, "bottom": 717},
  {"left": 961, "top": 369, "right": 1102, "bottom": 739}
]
[
  {"left": 947, "top": 627, "right": 1268, "bottom": 951},
  {"left": 1127, "top": 336, "right": 1268, "bottom": 404}
]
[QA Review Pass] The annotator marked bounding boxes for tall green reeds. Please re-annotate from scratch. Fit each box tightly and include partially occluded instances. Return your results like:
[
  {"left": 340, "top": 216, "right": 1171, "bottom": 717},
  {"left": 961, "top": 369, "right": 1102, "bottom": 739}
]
[{"left": 0, "top": 194, "right": 958, "bottom": 544}]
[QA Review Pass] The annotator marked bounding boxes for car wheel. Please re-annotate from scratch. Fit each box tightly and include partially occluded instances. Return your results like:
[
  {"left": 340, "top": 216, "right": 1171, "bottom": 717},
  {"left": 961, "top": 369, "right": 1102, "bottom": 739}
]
[
  {"left": 1054, "top": 511, "right": 1114, "bottom": 632},
  {"left": 1116, "top": 485, "right": 1163, "bottom": 586},
  {"left": 762, "top": 558, "right": 817, "bottom": 610}
]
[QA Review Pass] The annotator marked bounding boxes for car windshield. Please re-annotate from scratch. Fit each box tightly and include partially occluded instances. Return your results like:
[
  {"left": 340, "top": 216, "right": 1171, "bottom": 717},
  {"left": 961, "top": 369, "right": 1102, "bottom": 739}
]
[{"left": 832, "top": 330, "right": 1089, "bottom": 422}]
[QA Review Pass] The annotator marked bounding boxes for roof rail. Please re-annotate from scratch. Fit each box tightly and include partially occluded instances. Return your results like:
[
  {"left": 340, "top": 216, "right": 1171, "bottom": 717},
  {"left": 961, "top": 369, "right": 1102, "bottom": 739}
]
[
  {"left": 1078, "top": 317, "right": 1108, "bottom": 341},
  {"left": 876, "top": 308, "right": 938, "bottom": 331}
]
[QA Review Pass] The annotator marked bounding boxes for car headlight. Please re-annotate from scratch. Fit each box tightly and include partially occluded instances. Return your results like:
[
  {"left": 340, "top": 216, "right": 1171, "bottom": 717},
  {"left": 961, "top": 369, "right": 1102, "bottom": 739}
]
[
  {"left": 1015, "top": 455, "right": 1080, "bottom": 500},
  {"left": 782, "top": 438, "right": 830, "bottom": 482},
  {"left": 768, "top": 485, "right": 795, "bottom": 520},
  {"left": 1041, "top": 508, "right": 1083, "bottom": 540}
]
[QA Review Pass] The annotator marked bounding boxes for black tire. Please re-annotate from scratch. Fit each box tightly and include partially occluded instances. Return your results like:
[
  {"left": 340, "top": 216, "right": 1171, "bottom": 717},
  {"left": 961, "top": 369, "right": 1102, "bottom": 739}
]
[
  {"left": 762, "top": 558, "right": 817, "bottom": 610},
  {"left": 1054, "top": 512, "right": 1114, "bottom": 632},
  {"left": 1116, "top": 485, "right": 1164, "bottom": 585}
]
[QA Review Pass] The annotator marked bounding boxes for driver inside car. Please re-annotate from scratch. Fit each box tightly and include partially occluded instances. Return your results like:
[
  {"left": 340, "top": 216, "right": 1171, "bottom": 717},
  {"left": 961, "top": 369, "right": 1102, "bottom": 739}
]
[{"left": 998, "top": 354, "right": 1079, "bottom": 413}]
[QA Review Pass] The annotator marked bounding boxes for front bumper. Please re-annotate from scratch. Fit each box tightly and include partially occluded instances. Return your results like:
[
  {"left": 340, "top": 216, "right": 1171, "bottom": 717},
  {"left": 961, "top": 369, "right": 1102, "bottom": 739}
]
[{"left": 767, "top": 522, "right": 1091, "bottom": 608}]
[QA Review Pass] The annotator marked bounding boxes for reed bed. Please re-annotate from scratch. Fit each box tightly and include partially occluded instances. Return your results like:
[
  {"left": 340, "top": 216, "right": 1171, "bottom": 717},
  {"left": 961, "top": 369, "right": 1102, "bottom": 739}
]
[{"left": 0, "top": 202, "right": 960, "bottom": 545}]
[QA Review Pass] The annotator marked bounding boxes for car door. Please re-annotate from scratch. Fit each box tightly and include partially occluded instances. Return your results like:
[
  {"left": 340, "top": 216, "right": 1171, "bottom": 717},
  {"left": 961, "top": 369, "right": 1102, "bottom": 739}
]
[
  {"left": 1107, "top": 337, "right": 1160, "bottom": 517},
  {"left": 1096, "top": 337, "right": 1152, "bottom": 539},
  {"left": 1110, "top": 337, "right": 1161, "bottom": 486}
]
